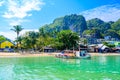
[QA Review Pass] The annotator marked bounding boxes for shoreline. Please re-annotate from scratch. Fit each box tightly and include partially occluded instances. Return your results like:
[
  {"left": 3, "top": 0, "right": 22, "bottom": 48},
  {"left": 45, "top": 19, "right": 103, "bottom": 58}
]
[
  {"left": 0, "top": 52, "right": 120, "bottom": 57},
  {"left": 89, "top": 52, "right": 120, "bottom": 56},
  {"left": 0, "top": 52, "right": 56, "bottom": 57}
]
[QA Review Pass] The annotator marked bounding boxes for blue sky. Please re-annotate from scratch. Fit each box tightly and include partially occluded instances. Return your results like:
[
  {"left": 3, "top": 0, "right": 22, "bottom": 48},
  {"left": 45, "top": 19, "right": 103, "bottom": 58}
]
[{"left": 0, "top": 0, "right": 120, "bottom": 40}]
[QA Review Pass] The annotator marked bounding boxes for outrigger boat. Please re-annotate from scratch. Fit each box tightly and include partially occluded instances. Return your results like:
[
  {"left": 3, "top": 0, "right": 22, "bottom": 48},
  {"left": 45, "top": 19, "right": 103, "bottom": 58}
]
[
  {"left": 55, "top": 50, "right": 91, "bottom": 59},
  {"left": 75, "top": 51, "right": 91, "bottom": 59}
]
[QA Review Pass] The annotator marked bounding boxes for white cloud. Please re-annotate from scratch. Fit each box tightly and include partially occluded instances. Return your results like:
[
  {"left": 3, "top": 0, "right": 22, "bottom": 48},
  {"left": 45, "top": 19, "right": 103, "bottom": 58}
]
[
  {"left": 3, "top": 0, "right": 44, "bottom": 19},
  {"left": 0, "top": 31, "right": 16, "bottom": 41},
  {"left": 0, "top": 0, "right": 43, "bottom": 40},
  {"left": 0, "top": 29, "right": 39, "bottom": 41},
  {"left": 80, "top": 4, "right": 120, "bottom": 22},
  {"left": 9, "top": 19, "right": 30, "bottom": 26},
  {"left": 0, "top": 1, "right": 4, "bottom": 6},
  {"left": 2, "top": 0, "right": 45, "bottom": 26}
]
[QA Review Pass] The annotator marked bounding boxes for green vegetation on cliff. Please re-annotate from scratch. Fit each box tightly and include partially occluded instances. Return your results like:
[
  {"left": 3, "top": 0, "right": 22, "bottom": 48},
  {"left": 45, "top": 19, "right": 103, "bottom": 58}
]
[
  {"left": 39, "top": 14, "right": 87, "bottom": 37},
  {"left": 39, "top": 14, "right": 120, "bottom": 39}
]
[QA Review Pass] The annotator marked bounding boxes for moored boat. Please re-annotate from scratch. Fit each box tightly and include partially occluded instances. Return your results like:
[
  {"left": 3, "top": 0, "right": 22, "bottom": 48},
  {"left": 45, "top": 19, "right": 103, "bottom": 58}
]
[
  {"left": 75, "top": 51, "right": 91, "bottom": 59},
  {"left": 55, "top": 50, "right": 91, "bottom": 59}
]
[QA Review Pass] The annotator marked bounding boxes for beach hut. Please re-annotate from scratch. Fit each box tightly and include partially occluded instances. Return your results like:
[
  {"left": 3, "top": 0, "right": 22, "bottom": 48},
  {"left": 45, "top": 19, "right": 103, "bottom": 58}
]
[
  {"left": 0, "top": 40, "right": 14, "bottom": 52},
  {"left": 44, "top": 47, "right": 55, "bottom": 53},
  {"left": 88, "top": 44, "right": 97, "bottom": 52}
]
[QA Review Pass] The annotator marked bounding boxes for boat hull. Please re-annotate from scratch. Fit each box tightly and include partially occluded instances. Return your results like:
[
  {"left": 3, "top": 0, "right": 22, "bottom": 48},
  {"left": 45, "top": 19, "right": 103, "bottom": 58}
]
[{"left": 55, "top": 53, "right": 91, "bottom": 59}]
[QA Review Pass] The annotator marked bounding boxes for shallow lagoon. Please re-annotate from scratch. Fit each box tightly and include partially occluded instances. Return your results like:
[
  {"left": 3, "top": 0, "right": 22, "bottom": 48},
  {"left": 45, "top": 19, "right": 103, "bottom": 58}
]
[{"left": 0, "top": 56, "right": 120, "bottom": 80}]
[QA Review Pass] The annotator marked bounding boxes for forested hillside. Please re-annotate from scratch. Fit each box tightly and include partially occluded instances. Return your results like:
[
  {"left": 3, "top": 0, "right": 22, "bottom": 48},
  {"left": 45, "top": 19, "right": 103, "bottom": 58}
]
[
  {"left": 39, "top": 14, "right": 120, "bottom": 39},
  {"left": 39, "top": 14, "right": 87, "bottom": 36}
]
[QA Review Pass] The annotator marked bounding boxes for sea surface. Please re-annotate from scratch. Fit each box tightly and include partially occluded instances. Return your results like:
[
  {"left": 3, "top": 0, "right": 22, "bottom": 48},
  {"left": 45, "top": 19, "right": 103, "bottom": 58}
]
[{"left": 0, "top": 56, "right": 120, "bottom": 80}]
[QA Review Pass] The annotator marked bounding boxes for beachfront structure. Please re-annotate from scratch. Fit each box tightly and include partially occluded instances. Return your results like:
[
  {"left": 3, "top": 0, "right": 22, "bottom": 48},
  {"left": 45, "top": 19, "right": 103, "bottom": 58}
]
[
  {"left": 0, "top": 40, "right": 14, "bottom": 49},
  {"left": 44, "top": 47, "right": 55, "bottom": 53}
]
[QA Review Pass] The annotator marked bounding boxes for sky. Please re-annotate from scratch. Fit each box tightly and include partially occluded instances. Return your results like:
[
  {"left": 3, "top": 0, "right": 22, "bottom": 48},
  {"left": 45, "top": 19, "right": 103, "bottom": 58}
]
[{"left": 0, "top": 0, "right": 120, "bottom": 40}]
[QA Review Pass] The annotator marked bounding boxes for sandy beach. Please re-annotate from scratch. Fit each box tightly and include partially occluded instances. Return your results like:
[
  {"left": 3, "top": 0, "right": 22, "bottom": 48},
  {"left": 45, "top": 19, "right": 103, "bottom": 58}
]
[
  {"left": 0, "top": 52, "right": 57, "bottom": 57},
  {"left": 0, "top": 52, "right": 120, "bottom": 57}
]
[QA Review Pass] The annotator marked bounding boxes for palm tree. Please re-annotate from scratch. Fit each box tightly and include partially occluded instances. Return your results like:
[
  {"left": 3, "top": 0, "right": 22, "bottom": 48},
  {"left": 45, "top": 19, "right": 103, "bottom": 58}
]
[
  {"left": 11, "top": 25, "right": 23, "bottom": 49},
  {"left": 15, "top": 36, "right": 23, "bottom": 49}
]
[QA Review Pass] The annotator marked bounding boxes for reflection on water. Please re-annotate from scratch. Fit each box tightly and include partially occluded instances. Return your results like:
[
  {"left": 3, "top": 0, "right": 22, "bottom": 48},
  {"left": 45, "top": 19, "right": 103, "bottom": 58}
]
[{"left": 0, "top": 56, "right": 120, "bottom": 80}]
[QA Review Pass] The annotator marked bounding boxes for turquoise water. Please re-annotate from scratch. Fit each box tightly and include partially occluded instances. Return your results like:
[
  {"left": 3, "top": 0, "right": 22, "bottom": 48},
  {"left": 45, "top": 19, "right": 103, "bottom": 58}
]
[{"left": 0, "top": 56, "right": 120, "bottom": 80}]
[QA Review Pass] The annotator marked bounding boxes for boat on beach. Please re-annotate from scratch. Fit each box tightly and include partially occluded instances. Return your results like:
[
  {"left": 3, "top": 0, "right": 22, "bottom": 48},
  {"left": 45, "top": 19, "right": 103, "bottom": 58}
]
[{"left": 55, "top": 50, "right": 91, "bottom": 59}]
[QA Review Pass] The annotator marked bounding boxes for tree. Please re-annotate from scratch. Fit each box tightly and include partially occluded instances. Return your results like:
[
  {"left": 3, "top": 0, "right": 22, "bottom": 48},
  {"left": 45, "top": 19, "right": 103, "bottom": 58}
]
[
  {"left": 112, "top": 19, "right": 120, "bottom": 31},
  {"left": 36, "top": 35, "right": 61, "bottom": 51},
  {"left": 39, "top": 27, "right": 46, "bottom": 37},
  {"left": 15, "top": 36, "right": 22, "bottom": 49},
  {"left": 103, "top": 42, "right": 115, "bottom": 48},
  {"left": 0, "top": 35, "right": 6, "bottom": 48},
  {"left": 83, "top": 28, "right": 102, "bottom": 39},
  {"left": 111, "top": 19, "right": 120, "bottom": 39},
  {"left": 87, "top": 18, "right": 111, "bottom": 33},
  {"left": 0, "top": 35, "right": 6, "bottom": 42},
  {"left": 57, "top": 30, "right": 79, "bottom": 50},
  {"left": 21, "top": 31, "right": 39, "bottom": 50},
  {"left": 83, "top": 39, "right": 87, "bottom": 45},
  {"left": 36, "top": 36, "right": 51, "bottom": 51},
  {"left": 21, "top": 36, "right": 31, "bottom": 49},
  {"left": 11, "top": 25, "right": 23, "bottom": 49},
  {"left": 103, "top": 41, "right": 115, "bottom": 52},
  {"left": 104, "top": 29, "right": 120, "bottom": 39},
  {"left": 117, "top": 30, "right": 120, "bottom": 35},
  {"left": 28, "top": 31, "right": 39, "bottom": 49}
]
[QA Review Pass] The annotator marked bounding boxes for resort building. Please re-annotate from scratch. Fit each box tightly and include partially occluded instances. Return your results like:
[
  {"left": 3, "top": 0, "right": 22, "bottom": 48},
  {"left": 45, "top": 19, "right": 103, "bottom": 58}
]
[
  {"left": 0, "top": 40, "right": 14, "bottom": 48},
  {"left": 0, "top": 40, "right": 14, "bottom": 52}
]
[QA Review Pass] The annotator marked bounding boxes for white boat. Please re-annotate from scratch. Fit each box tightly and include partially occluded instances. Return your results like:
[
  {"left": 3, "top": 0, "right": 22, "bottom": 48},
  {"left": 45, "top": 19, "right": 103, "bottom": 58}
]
[
  {"left": 55, "top": 50, "right": 91, "bottom": 59},
  {"left": 75, "top": 51, "right": 91, "bottom": 59}
]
